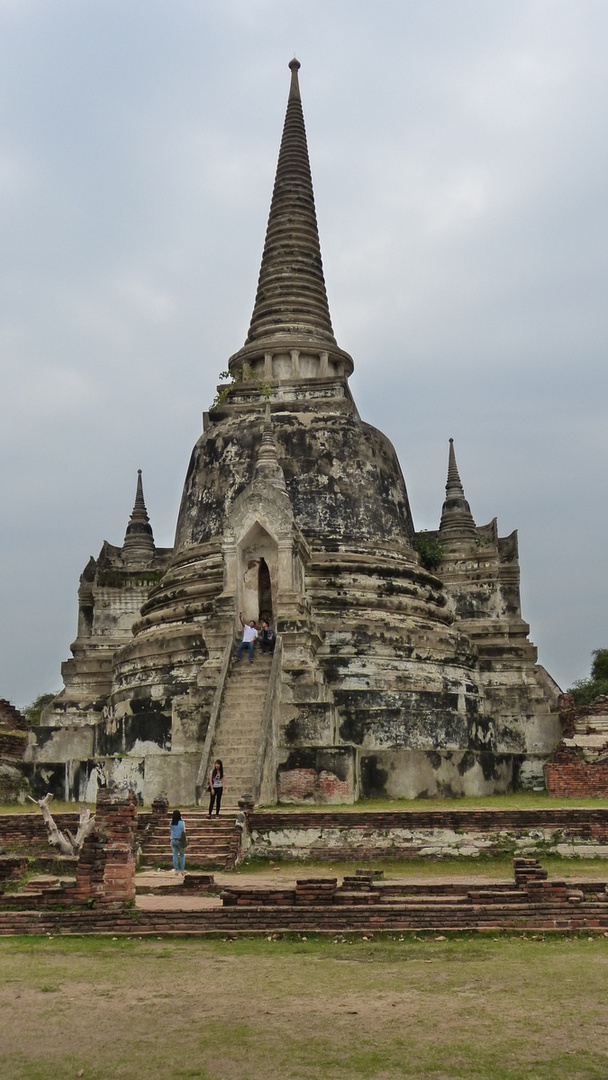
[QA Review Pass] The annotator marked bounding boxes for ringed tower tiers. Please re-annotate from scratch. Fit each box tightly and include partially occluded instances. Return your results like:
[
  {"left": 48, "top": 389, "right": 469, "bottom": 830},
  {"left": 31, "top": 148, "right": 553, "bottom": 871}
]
[{"left": 34, "top": 61, "right": 561, "bottom": 805}]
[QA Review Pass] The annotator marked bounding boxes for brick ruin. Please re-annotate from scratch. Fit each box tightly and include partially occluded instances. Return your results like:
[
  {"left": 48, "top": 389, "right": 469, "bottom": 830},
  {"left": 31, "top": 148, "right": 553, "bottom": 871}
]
[
  {"left": 24, "top": 59, "right": 561, "bottom": 808},
  {"left": 546, "top": 694, "right": 608, "bottom": 798},
  {"left": 2, "top": 788, "right": 608, "bottom": 935},
  {"left": 0, "top": 787, "right": 139, "bottom": 910},
  {"left": 0, "top": 700, "right": 28, "bottom": 802},
  {"left": 72, "top": 787, "right": 138, "bottom": 905},
  {"left": 2, "top": 846, "right": 608, "bottom": 935}
]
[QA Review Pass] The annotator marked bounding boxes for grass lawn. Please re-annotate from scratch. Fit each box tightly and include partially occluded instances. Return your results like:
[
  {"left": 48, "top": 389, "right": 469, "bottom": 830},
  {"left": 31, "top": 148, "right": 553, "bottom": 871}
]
[
  {"left": 1, "top": 934, "right": 608, "bottom": 1080},
  {"left": 2, "top": 793, "right": 608, "bottom": 814},
  {"left": 257, "top": 793, "right": 608, "bottom": 812},
  {"left": 226, "top": 854, "right": 608, "bottom": 881}
]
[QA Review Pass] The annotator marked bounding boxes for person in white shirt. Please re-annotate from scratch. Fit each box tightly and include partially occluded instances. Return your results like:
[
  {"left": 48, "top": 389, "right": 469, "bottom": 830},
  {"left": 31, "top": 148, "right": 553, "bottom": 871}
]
[{"left": 237, "top": 611, "right": 258, "bottom": 663}]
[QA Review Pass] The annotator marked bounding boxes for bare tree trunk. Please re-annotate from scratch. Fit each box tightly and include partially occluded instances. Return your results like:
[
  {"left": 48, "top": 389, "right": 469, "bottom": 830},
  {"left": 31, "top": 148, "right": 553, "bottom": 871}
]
[{"left": 28, "top": 793, "right": 96, "bottom": 856}]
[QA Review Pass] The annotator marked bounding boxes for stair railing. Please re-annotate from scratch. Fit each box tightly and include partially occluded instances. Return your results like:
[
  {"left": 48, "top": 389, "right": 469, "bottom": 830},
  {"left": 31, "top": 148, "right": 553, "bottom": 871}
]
[
  {"left": 195, "top": 637, "right": 233, "bottom": 803},
  {"left": 251, "top": 636, "right": 282, "bottom": 805}
]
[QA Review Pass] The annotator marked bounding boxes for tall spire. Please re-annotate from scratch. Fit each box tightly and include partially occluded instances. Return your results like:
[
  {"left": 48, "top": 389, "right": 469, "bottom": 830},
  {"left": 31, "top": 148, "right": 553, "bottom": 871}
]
[
  {"left": 122, "top": 470, "right": 155, "bottom": 565},
  {"left": 438, "top": 439, "right": 477, "bottom": 542},
  {"left": 229, "top": 59, "right": 353, "bottom": 379}
]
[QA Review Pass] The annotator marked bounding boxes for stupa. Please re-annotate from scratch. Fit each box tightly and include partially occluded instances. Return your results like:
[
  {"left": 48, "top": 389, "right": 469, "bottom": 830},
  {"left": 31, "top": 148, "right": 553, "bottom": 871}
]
[{"left": 29, "top": 60, "right": 561, "bottom": 804}]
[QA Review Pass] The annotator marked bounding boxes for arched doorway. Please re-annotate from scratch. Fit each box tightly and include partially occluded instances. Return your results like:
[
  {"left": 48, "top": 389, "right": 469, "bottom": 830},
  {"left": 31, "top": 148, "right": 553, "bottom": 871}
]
[
  {"left": 258, "top": 557, "right": 273, "bottom": 623},
  {"left": 236, "top": 521, "right": 278, "bottom": 626}
]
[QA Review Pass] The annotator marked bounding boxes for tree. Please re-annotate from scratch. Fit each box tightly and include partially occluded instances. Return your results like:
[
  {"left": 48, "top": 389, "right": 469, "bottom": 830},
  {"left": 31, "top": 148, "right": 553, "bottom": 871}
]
[
  {"left": 591, "top": 648, "right": 608, "bottom": 682},
  {"left": 568, "top": 648, "right": 608, "bottom": 706},
  {"left": 23, "top": 692, "right": 57, "bottom": 725}
]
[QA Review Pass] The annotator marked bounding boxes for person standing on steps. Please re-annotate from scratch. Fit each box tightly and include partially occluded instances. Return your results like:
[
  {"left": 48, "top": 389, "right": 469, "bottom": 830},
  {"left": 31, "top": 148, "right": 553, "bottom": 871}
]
[
  {"left": 209, "top": 759, "right": 225, "bottom": 818},
  {"left": 236, "top": 611, "right": 258, "bottom": 663},
  {"left": 170, "top": 809, "right": 186, "bottom": 875}
]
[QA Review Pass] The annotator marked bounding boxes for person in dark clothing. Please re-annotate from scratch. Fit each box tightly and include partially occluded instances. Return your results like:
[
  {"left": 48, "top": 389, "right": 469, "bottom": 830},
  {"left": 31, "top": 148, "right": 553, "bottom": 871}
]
[
  {"left": 208, "top": 759, "right": 224, "bottom": 817},
  {"left": 259, "top": 620, "right": 276, "bottom": 654}
]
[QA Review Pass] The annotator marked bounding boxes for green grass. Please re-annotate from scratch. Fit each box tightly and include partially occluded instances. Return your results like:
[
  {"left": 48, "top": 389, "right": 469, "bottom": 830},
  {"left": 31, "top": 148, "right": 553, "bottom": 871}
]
[
  {"left": 3, "top": 792, "right": 608, "bottom": 814},
  {"left": 258, "top": 792, "right": 608, "bottom": 812},
  {"left": 226, "top": 854, "right": 608, "bottom": 880},
  {"left": 0, "top": 801, "right": 97, "bottom": 814},
  {"left": 1, "top": 935, "right": 608, "bottom": 1078}
]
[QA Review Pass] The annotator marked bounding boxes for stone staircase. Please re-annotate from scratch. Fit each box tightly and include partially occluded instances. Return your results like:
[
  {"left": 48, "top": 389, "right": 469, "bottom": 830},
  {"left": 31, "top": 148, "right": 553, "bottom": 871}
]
[
  {"left": 209, "top": 650, "right": 272, "bottom": 807},
  {"left": 141, "top": 810, "right": 238, "bottom": 870}
]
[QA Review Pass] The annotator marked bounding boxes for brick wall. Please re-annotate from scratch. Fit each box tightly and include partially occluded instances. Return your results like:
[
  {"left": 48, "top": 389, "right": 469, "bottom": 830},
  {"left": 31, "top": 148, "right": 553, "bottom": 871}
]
[
  {"left": 277, "top": 769, "right": 351, "bottom": 803},
  {"left": 0, "top": 731, "right": 27, "bottom": 760},
  {"left": 2, "top": 887, "right": 608, "bottom": 935},
  {"left": 0, "top": 809, "right": 152, "bottom": 854},
  {"left": 546, "top": 764, "right": 608, "bottom": 799},
  {"left": 547, "top": 693, "right": 608, "bottom": 796},
  {"left": 0, "top": 700, "right": 28, "bottom": 732}
]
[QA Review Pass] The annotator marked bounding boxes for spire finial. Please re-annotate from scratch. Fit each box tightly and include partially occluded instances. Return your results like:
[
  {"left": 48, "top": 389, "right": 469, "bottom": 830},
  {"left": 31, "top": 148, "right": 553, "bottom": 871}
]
[
  {"left": 289, "top": 57, "right": 301, "bottom": 101},
  {"left": 122, "top": 470, "right": 155, "bottom": 565},
  {"left": 228, "top": 59, "right": 353, "bottom": 380},
  {"left": 446, "top": 438, "right": 462, "bottom": 487},
  {"left": 438, "top": 439, "right": 477, "bottom": 543}
]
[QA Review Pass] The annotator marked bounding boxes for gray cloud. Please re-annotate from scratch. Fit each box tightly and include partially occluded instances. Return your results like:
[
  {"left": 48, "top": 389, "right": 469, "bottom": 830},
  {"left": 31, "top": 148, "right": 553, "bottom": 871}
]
[{"left": 1, "top": 0, "right": 606, "bottom": 705}]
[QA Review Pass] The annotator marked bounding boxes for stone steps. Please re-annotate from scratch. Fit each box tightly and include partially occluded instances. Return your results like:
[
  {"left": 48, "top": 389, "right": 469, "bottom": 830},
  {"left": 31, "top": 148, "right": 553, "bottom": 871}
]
[
  {"left": 208, "top": 652, "right": 272, "bottom": 804},
  {"left": 141, "top": 812, "right": 238, "bottom": 869}
]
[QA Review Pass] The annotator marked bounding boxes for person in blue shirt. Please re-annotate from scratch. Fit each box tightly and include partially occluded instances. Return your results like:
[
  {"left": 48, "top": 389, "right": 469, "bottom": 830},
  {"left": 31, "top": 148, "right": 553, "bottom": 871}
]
[{"left": 170, "top": 809, "right": 186, "bottom": 875}]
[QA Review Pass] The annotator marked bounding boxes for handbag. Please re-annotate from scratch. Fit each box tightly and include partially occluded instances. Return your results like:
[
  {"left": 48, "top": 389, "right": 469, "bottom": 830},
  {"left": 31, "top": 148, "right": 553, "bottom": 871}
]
[{"left": 179, "top": 830, "right": 189, "bottom": 850}]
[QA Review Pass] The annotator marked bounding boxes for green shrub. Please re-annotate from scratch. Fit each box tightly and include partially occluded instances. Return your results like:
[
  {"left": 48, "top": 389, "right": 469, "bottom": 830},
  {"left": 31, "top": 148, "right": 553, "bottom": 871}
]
[
  {"left": 412, "top": 532, "right": 444, "bottom": 572},
  {"left": 568, "top": 648, "right": 608, "bottom": 705}
]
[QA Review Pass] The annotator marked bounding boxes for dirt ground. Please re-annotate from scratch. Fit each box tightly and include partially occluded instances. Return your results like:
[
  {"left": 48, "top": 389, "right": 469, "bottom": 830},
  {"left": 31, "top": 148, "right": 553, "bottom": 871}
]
[
  {"left": 2, "top": 934, "right": 608, "bottom": 1080},
  {"left": 134, "top": 862, "right": 608, "bottom": 911}
]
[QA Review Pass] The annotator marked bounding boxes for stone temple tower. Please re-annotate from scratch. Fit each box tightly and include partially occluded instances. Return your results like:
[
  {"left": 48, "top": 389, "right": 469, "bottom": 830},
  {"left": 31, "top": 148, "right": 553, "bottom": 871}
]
[{"left": 31, "top": 60, "right": 561, "bottom": 805}]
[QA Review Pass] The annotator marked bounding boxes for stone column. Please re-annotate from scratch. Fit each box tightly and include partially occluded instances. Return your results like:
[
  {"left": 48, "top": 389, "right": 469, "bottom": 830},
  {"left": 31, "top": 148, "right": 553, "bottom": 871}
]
[{"left": 151, "top": 794, "right": 169, "bottom": 827}]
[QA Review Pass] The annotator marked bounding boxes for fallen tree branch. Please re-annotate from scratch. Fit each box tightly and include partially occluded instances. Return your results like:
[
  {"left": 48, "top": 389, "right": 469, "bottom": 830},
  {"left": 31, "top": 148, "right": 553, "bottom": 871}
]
[{"left": 28, "top": 793, "right": 95, "bottom": 856}]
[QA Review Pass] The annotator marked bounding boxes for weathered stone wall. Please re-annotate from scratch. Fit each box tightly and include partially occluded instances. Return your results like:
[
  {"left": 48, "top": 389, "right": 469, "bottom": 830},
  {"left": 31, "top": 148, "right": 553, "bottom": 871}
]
[{"left": 245, "top": 809, "right": 608, "bottom": 860}]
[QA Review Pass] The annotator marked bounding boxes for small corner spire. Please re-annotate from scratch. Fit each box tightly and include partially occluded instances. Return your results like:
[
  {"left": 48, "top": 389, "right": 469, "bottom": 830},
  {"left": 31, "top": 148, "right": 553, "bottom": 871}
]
[
  {"left": 122, "top": 469, "right": 156, "bottom": 565},
  {"left": 439, "top": 439, "right": 477, "bottom": 542},
  {"left": 254, "top": 403, "right": 286, "bottom": 488}
]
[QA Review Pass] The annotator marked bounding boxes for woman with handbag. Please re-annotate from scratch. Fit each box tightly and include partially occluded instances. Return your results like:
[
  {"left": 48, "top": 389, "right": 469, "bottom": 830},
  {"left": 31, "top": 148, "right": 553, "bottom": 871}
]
[
  {"left": 170, "top": 809, "right": 187, "bottom": 875},
  {"left": 208, "top": 759, "right": 225, "bottom": 818}
]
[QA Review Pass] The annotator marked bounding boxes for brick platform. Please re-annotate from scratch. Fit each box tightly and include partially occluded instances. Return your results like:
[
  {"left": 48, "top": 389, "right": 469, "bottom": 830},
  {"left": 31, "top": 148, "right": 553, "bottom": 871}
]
[
  {"left": 1, "top": 857, "right": 608, "bottom": 936},
  {"left": 245, "top": 807, "right": 608, "bottom": 860}
]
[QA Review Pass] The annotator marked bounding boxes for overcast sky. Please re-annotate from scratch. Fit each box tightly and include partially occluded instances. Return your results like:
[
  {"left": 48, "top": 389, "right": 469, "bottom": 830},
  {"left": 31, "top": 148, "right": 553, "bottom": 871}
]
[{"left": 1, "top": 0, "right": 606, "bottom": 708}]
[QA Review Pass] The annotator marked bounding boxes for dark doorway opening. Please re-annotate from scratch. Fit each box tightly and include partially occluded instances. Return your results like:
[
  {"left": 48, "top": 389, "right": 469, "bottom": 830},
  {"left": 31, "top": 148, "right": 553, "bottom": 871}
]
[{"left": 258, "top": 558, "right": 273, "bottom": 623}]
